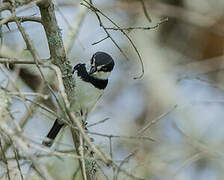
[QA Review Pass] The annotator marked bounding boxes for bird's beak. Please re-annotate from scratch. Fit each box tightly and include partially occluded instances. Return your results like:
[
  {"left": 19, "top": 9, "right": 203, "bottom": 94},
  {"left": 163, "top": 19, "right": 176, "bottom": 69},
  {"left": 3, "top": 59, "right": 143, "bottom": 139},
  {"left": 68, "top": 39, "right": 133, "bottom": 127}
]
[{"left": 89, "top": 66, "right": 97, "bottom": 75}]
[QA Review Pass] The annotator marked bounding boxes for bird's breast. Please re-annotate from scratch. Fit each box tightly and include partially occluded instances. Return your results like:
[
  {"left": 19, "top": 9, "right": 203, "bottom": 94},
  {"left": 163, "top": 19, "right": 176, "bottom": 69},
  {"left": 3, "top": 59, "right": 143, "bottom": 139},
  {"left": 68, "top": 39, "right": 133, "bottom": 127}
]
[{"left": 70, "top": 75, "right": 104, "bottom": 114}]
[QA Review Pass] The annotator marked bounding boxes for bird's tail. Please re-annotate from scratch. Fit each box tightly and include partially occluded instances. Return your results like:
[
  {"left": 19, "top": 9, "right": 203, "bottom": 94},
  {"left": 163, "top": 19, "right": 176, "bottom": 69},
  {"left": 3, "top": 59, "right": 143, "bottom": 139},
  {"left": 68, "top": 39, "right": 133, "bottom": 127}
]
[{"left": 42, "top": 119, "right": 64, "bottom": 147}]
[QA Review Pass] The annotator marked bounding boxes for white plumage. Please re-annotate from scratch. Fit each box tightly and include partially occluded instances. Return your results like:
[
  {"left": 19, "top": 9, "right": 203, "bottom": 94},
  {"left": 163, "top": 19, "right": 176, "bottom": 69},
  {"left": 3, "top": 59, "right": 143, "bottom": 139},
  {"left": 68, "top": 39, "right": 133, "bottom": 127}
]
[{"left": 70, "top": 70, "right": 104, "bottom": 116}]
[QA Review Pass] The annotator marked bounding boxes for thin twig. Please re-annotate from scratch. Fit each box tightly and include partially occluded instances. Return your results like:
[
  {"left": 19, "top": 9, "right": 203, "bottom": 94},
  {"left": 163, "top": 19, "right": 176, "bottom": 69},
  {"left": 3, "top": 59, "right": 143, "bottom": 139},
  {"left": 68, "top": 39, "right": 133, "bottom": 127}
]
[
  {"left": 82, "top": 0, "right": 145, "bottom": 79},
  {"left": 174, "top": 152, "right": 203, "bottom": 176},
  {"left": 13, "top": 10, "right": 62, "bottom": 122},
  {"left": 105, "top": 17, "right": 168, "bottom": 31},
  {"left": 0, "top": 138, "right": 10, "bottom": 180},
  {"left": 115, "top": 151, "right": 138, "bottom": 180},
  {"left": 0, "top": 81, "right": 50, "bottom": 159},
  {"left": 140, "top": 0, "right": 151, "bottom": 23},
  {"left": 70, "top": 112, "right": 111, "bottom": 166},
  {"left": 95, "top": 161, "right": 110, "bottom": 180},
  {"left": 112, "top": 161, "right": 144, "bottom": 180},
  {"left": 92, "top": 35, "right": 109, "bottom": 45},
  {"left": 0, "top": 57, "right": 48, "bottom": 65},
  {"left": 137, "top": 104, "right": 177, "bottom": 136},
  {"left": 0, "top": 16, "right": 42, "bottom": 25},
  {"left": 0, "top": 126, "right": 54, "bottom": 180},
  {"left": 109, "top": 137, "right": 115, "bottom": 180},
  {"left": 2, "top": 89, "right": 49, "bottom": 99},
  {"left": 87, "top": 117, "right": 110, "bottom": 128},
  {"left": 81, "top": 1, "right": 129, "bottom": 61},
  {"left": 13, "top": 12, "right": 51, "bottom": 91},
  {"left": 12, "top": 144, "right": 24, "bottom": 180},
  {"left": 72, "top": 166, "right": 80, "bottom": 180},
  {"left": 65, "top": 0, "right": 88, "bottom": 54},
  {"left": 88, "top": 131, "right": 155, "bottom": 142},
  {"left": 0, "top": 0, "right": 44, "bottom": 26},
  {"left": 1, "top": 144, "right": 94, "bottom": 161},
  {"left": 0, "top": 66, "right": 32, "bottom": 115},
  {"left": 19, "top": 97, "right": 57, "bottom": 118}
]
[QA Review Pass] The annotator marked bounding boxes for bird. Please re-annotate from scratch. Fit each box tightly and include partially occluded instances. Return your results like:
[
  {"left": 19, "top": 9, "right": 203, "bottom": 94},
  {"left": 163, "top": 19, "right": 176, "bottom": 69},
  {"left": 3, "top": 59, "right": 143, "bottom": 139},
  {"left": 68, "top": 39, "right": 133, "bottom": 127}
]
[{"left": 42, "top": 52, "right": 115, "bottom": 147}]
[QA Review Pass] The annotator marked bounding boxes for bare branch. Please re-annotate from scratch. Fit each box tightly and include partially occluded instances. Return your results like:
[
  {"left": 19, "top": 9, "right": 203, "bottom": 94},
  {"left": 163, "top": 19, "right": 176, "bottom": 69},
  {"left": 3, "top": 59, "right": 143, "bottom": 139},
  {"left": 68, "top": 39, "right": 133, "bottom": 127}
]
[
  {"left": 137, "top": 104, "right": 177, "bottom": 136},
  {"left": 140, "top": 0, "right": 151, "bottom": 23},
  {"left": 0, "top": 0, "right": 44, "bottom": 26},
  {"left": 88, "top": 131, "right": 155, "bottom": 142},
  {"left": 81, "top": 0, "right": 145, "bottom": 79},
  {"left": 105, "top": 17, "right": 168, "bottom": 31},
  {"left": 79, "top": 134, "right": 88, "bottom": 180},
  {"left": 0, "top": 138, "right": 10, "bottom": 180},
  {"left": 0, "top": 57, "right": 48, "bottom": 64},
  {"left": 92, "top": 35, "right": 109, "bottom": 45},
  {"left": 12, "top": 145, "right": 24, "bottom": 180},
  {"left": 65, "top": 0, "right": 88, "bottom": 54},
  {"left": 38, "top": 1, "right": 75, "bottom": 98},
  {"left": 87, "top": 117, "right": 110, "bottom": 128},
  {"left": 0, "top": 125, "right": 54, "bottom": 180},
  {"left": 81, "top": 2, "right": 129, "bottom": 62},
  {"left": 0, "top": 16, "right": 42, "bottom": 25}
]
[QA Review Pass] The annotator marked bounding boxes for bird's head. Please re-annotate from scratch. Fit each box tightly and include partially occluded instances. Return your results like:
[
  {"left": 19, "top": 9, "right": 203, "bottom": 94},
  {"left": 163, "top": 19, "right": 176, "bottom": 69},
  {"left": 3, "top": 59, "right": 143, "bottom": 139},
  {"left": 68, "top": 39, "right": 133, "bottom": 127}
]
[{"left": 89, "top": 52, "right": 115, "bottom": 79}]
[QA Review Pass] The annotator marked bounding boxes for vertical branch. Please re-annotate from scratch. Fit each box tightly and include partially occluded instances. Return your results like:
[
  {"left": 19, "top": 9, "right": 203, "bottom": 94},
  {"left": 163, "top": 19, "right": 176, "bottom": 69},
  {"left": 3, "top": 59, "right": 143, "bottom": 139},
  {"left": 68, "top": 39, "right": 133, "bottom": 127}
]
[
  {"left": 38, "top": 2, "right": 93, "bottom": 180},
  {"left": 79, "top": 134, "right": 88, "bottom": 180},
  {"left": 38, "top": 0, "right": 75, "bottom": 98},
  {"left": 109, "top": 137, "right": 115, "bottom": 180},
  {"left": 0, "top": 6, "right": 2, "bottom": 48}
]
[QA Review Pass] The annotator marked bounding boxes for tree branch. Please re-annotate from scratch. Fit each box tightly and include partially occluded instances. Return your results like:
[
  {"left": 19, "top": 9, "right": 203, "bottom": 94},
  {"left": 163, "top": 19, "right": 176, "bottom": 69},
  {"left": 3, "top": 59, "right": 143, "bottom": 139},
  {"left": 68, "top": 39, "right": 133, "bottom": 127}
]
[
  {"left": 38, "top": 0, "right": 75, "bottom": 98},
  {"left": 38, "top": 1, "right": 91, "bottom": 179}
]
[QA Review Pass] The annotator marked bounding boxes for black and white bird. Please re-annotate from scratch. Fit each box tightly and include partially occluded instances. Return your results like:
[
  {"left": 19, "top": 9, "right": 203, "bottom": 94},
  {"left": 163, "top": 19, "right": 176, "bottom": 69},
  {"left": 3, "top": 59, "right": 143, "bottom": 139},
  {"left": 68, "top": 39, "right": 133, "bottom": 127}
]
[{"left": 42, "top": 52, "right": 115, "bottom": 147}]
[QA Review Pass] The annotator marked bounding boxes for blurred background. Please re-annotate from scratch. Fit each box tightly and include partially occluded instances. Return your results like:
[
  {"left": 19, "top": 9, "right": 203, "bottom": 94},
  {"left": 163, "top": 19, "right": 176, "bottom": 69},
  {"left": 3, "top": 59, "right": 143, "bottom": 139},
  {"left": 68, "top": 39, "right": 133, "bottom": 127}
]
[{"left": 1, "top": 0, "right": 224, "bottom": 179}]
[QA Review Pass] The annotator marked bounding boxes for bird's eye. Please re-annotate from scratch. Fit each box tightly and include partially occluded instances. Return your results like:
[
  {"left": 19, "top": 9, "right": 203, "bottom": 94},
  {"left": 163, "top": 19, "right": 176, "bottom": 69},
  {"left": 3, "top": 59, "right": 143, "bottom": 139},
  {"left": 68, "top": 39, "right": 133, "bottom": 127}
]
[{"left": 101, "top": 67, "right": 107, "bottom": 71}]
